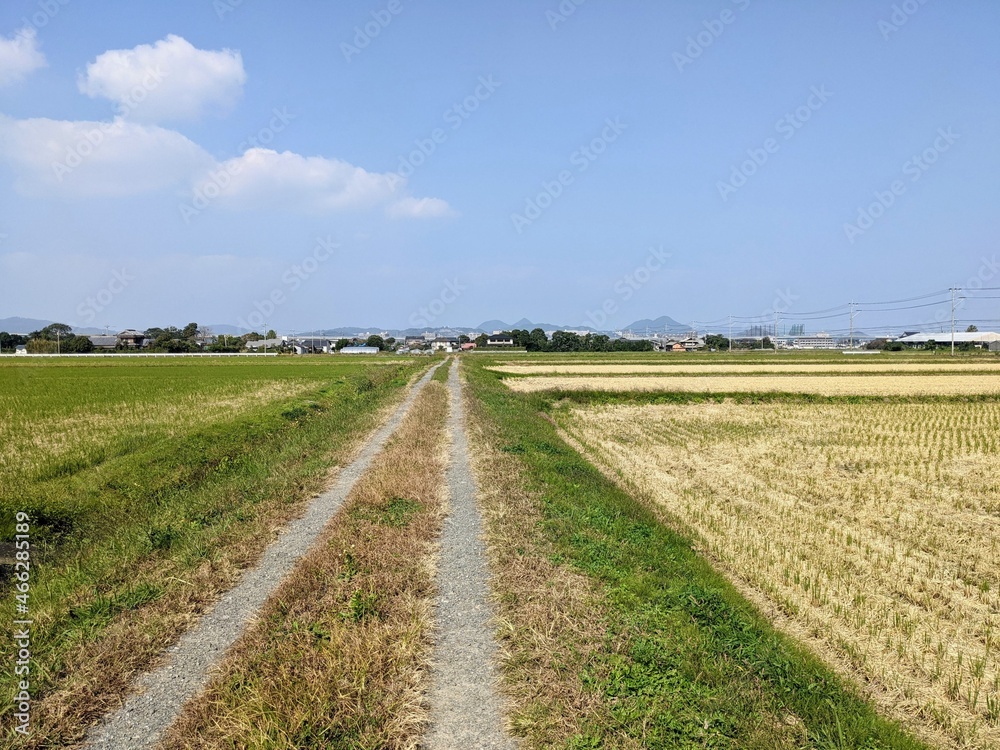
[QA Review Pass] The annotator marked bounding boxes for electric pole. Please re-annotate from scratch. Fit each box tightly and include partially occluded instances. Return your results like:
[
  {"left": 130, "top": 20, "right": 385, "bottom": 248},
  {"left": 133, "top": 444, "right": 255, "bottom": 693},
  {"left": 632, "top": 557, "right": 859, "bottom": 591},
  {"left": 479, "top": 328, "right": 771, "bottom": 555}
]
[
  {"left": 849, "top": 301, "right": 856, "bottom": 350},
  {"left": 728, "top": 315, "right": 733, "bottom": 353},
  {"left": 950, "top": 287, "right": 958, "bottom": 356}
]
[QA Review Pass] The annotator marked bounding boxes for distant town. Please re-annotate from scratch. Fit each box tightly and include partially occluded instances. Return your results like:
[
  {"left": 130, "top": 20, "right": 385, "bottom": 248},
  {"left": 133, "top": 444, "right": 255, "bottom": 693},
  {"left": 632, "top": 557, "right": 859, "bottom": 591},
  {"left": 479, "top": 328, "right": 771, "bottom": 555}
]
[{"left": 2, "top": 318, "right": 998, "bottom": 355}]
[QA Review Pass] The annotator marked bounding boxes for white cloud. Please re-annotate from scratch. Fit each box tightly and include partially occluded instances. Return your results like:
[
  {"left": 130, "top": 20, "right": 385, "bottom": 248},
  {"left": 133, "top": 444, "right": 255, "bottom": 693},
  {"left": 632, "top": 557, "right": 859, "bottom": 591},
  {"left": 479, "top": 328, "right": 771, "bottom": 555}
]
[
  {"left": 0, "top": 27, "right": 47, "bottom": 87},
  {"left": 0, "top": 114, "right": 214, "bottom": 196},
  {"left": 387, "top": 196, "right": 458, "bottom": 219},
  {"left": 192, "top": 148, "right": 454, "bottom": 218},
  {"left": 78, "top": 34, "right": 246, "bottom": 123}
]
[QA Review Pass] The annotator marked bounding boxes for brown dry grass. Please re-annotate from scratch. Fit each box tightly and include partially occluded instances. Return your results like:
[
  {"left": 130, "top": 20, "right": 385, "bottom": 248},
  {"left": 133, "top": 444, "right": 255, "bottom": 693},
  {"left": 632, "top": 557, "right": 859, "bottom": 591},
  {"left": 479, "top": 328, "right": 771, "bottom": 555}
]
[
  {"left": 158, "top": 380, "right": 450, "bottom": 750},
  {"left": 507, "top": 374, "right": 1000, "bottom": 396},
  {"left": 460, "top": 370, "right": 634, "bottom": 748},
  {"left": 562, "top": 400, "right": 1000, "bottom": 749}
]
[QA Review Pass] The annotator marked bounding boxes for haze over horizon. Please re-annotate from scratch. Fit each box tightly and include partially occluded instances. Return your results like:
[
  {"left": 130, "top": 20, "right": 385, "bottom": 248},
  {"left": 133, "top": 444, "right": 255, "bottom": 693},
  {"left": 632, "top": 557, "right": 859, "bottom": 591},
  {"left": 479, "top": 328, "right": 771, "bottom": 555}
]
[{"left": 1, "top": 1, "right": 998, "bottom": 335}]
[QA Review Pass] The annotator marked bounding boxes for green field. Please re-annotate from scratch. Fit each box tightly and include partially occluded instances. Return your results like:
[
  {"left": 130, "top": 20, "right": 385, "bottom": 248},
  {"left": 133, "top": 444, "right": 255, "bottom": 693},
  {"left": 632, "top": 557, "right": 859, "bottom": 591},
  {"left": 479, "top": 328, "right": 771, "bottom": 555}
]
[{"left": 0, "top": 355, "right": 426, "bottom": 745}]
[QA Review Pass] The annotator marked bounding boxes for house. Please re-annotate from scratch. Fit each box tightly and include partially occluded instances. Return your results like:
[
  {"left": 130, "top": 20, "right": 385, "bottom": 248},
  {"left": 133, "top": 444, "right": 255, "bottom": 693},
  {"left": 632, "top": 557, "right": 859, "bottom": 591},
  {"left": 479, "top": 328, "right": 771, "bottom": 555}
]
[
  {"left": 88, "top": 335, "right": 118, "bottom": 351},
  {"left": 14, "top": 345, "right": 27, "bottom": 356},
  {"left": 117, "top": 329, "right": 145, "bottom": 348},
  {"left": 487, "top": 334, "right": 514, "bottom": 346},
  {"left": 896, "top": 332, "right": 1000, "bottom": 349},
  {"left": 432, "top": 337, "right": 459, "bottom": 352},
  {"left": 340, "top": 346, "right": 379, "bottom": 355},
  {"left": 293, "top": 337, "right": 333, "bottom": 354},
  {"left": 245, "top": 338, "right": 283, "bottom": 352}
]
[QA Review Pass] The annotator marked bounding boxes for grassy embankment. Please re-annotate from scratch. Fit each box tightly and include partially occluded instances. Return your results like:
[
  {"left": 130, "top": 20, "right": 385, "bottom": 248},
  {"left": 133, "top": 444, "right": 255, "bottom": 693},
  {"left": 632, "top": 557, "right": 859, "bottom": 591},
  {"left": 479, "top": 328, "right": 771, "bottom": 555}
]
[
  {"left": 463, "top": 356, "right": 928, "bottom": 749},
  {"left": 0, "top": 356, "right": 424, "bottom": 747},
  {"left": 161, "top": 375, "right": 450, "bottom": 749}
]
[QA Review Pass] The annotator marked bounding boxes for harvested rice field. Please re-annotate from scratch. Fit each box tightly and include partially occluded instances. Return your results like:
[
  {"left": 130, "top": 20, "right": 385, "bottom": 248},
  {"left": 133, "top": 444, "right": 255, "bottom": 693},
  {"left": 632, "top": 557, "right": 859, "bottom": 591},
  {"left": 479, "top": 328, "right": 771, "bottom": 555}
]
[
  {"left": 558, "top": 397, "right": 1000, "bottom": 749},
  {"left": 506, "top": 373, "right": 1000, "bottom": 396}
]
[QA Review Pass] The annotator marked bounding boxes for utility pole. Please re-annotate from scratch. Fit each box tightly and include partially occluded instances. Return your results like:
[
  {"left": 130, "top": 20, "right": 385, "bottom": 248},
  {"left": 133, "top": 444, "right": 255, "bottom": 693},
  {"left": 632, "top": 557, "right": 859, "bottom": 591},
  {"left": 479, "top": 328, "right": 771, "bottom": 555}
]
[
  {"left": 728, "top": 315, "right": 733, "bottom": 353},
  {"left": 848, "top": 301, "right": 853, "bottom": 350},
  {"left": 951, "top": 287, "right": 958, "bottom": 356},
  {"left": 773, "top": 310, "right": 779, "bottom": 353}
]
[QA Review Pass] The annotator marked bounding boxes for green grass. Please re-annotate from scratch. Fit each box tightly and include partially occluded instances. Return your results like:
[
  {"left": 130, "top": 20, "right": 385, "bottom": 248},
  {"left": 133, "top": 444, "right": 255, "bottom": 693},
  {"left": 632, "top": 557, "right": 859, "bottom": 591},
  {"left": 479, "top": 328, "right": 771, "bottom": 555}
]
[
  {"left": 464, "top": 357, "right": 929, "bottom": 749},
  {"left": 0, "top": 356, "right": 425, "bottom": 742}
]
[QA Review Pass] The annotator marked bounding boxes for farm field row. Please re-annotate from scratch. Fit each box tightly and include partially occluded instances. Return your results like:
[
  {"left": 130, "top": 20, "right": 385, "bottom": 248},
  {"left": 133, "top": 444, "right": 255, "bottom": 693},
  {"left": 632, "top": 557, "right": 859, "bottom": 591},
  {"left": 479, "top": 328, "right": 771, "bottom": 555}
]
[
  {"left": 506, "top": 374, "right": 1000, "bottom": 396},
  {"left": 491, "top": 362, "right": 1000, "bottom": 376},
  {"left": 0, "top": 356, "right": 426, "bottom": 745},
  {"left": 559, "top": 398, "right": 1000, "bottom": 749}
]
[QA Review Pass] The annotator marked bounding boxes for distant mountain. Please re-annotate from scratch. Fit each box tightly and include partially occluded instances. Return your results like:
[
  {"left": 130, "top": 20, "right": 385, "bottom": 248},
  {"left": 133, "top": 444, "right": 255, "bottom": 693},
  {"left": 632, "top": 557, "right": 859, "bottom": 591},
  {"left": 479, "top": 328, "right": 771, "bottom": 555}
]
[
  {"left": 623, "top": 315, "right": 690, "bottom": 334},
  {"left": 0, "top": 316, "right": 55, "bottom": 334},
  {"left": 476, "top": 318, "right": 592, "bottom": 332}
]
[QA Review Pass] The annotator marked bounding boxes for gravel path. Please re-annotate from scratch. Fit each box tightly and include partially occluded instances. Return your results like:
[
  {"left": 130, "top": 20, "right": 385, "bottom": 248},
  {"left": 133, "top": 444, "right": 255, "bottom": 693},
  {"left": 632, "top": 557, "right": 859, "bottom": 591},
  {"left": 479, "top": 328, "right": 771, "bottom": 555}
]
[
  {"left": 423, "top": 361, "right": 517, "bottom": 750},
  {"left": 84, "top": 365, "right": 441, "bottom": 750}
]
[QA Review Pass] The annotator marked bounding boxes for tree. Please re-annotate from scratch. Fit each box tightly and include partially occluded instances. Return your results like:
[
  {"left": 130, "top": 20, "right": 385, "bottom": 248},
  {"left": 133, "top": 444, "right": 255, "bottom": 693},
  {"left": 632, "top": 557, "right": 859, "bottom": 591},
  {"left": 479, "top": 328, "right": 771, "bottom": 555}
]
[
  {"left": 266, "top": 329, "right": 278, "bottom": 339},
  {"left": 703, "top": 334, "right": 729, "bottom": 351},
  {"left": 365, "top": 335, "right": 385, "bottom": 350},
  {"left": 458, "top": 334, "right": 470, "bottom": 345},
  {"left": 0, "top": 332, "right": 27, "bottom": 353},
  {"left": 550, "top": 331, "right": 582, "bottom": 352},
  {"left": 924, "top": 339, "right": 937, "bottom": 351},
  {"left": 182, "top": 322, "right": 199, "bottom": 340},
  {"left": 967, "top": 325, "right": 979, "bottom": 333},
  {"left": 527, "top": 328, "right": 549, "bottom": 352},
  {"left": 474, "top": 333, "right": 488, "bottom": 347},
  {"left": 30, "top": 323, "right": 72, "bottom": 341},
  {"left": 335, "top": 338, "right": 353, "bottom": 351},
  {"left": 62, "top": 335, "right": 94, "bottom": 353}
]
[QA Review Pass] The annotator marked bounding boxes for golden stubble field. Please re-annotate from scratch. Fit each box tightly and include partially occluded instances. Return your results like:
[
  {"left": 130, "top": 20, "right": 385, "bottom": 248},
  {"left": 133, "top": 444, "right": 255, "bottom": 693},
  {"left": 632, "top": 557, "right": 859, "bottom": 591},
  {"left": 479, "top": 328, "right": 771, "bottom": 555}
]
[
  {"left": 507, "top": 374, "right": 1000, "bottom": 396},
  {"left": 561, "top": 398, "right": 1000, "bottom": 749}
]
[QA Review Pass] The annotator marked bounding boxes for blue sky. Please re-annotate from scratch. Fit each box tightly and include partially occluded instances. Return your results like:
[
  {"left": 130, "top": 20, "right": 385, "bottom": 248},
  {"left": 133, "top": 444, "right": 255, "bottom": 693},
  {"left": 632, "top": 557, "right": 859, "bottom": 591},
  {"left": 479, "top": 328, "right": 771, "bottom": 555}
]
[{"left": 1, "top": 0, "right": 998, "bottom": 333}]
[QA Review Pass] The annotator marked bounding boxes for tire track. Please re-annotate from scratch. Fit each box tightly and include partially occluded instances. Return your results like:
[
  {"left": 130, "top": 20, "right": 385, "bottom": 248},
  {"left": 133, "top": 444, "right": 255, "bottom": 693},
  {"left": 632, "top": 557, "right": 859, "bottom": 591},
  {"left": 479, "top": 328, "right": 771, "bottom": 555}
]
[
  {"left": 422, "top": 360, "right": 516, "bottom": 749},
  {"left": 84, "top": 364, "right": 442, "bottom": 749}
]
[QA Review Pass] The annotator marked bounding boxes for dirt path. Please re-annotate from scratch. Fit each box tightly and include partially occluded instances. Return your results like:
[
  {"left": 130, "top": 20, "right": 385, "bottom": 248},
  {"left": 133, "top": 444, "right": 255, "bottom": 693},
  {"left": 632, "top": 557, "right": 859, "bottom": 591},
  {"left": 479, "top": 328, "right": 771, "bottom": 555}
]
[
  {"left": 422, "top": 360, "right": 517, "bottom": 749},
  {"left": 84, "top": 365, "right": 441, "bottom": 749}
]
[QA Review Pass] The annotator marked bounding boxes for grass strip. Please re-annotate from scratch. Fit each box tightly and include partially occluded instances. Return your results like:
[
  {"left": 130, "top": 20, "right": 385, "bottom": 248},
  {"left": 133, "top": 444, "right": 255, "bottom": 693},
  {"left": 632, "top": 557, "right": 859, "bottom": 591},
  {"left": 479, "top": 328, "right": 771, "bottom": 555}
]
[
  {"left": 463, "top": 360, "right": 929, "bottom": 749},
  {"left": 160, "top": 378, "right": 449, "bottom": 749},
  {"left": 0, "top": 362, "right": 423, "bottom": 747}
]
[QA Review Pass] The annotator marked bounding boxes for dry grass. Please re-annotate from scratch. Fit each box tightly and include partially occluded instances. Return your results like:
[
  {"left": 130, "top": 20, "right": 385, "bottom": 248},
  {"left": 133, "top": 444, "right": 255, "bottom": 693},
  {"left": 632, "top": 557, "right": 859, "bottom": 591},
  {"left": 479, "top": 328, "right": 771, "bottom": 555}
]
[
  {"left": 508, "top": 374, "right": 1000, "bottom": 396},
  {"left": 159, "top": 380, "right": 450, "bottom": 750},
  {"left": 561, "top": 400, "right": 1000, "bottom": 749},
  {"left": 460, "top": 371, "right": 629, "bottom": 748},
  {"left": 492, "top": 363, "right": 1000, "bottom": 376}
]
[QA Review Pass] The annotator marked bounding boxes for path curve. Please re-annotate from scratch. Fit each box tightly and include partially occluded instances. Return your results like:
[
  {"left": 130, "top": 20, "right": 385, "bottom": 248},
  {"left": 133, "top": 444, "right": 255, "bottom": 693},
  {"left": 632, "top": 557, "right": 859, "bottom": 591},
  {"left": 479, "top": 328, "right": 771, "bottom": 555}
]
[
  {"left": 422, "top": 360, "right": 517, "bottom": 749},
  {"left": 85, "top": 364, "right": 441, "bottom": 749}
]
